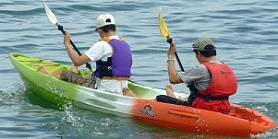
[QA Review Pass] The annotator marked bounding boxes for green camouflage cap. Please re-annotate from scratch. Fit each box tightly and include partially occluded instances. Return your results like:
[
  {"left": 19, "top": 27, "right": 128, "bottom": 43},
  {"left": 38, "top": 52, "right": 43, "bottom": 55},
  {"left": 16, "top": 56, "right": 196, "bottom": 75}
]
[{"left": 192, "top": 37, "right": 216, "bottom": 51}]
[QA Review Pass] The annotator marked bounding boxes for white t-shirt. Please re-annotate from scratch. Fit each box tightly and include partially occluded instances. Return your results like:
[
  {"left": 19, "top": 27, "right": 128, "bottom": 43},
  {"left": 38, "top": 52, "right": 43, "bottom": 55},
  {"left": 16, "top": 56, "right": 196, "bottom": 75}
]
[{"left": 84, "top": 35, "right": 129, "bottom": 95}]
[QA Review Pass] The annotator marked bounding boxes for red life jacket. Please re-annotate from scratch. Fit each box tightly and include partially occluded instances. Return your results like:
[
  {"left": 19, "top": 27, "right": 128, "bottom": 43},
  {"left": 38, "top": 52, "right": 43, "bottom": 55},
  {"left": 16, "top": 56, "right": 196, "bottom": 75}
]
[{"left": 191, "top": 62, "right": 237, "bottom": 114}]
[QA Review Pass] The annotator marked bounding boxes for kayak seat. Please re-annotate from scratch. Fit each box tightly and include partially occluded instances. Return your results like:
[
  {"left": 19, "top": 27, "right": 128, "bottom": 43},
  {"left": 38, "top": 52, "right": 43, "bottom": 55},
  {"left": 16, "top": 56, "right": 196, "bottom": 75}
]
[
  {"left": 229, "top": 106, "right": 270, "bottom": 126},
  {"left": 127, "top": 82, "right": 163, "bottom": 99}
]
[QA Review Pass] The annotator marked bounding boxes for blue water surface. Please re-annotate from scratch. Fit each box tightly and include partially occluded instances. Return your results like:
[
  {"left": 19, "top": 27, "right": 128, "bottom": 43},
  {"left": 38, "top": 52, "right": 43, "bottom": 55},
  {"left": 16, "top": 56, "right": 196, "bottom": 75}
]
[{"left": 0, "top": 0, "right": 277, "bottom": 138}]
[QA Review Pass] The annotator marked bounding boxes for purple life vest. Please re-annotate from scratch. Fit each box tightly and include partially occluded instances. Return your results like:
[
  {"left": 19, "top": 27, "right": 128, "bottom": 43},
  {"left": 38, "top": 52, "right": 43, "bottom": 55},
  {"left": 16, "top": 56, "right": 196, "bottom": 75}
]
[{"left": 95, "top": 39, "right": 132, "bottom": 78}]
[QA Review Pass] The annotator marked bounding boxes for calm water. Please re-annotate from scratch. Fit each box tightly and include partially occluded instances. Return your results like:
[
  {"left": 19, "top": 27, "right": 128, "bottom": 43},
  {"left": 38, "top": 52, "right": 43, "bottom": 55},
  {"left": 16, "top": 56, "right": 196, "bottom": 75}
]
[{"left": 1, "top": 0, "right": 278, "bottom": 138}]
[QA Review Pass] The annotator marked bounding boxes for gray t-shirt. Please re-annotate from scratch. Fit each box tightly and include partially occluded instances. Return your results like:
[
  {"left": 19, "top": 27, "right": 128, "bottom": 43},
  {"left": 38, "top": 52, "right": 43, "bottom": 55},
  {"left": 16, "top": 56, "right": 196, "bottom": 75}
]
[{"left": 179, "top": 61, "right": 222, "bottom": 90}]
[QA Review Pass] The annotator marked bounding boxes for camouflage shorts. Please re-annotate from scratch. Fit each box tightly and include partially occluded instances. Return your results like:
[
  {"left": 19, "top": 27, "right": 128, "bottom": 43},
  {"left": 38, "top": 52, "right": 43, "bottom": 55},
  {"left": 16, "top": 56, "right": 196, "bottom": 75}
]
[{"left": 59, "top": 70, "right": 96, "bottom": 89}]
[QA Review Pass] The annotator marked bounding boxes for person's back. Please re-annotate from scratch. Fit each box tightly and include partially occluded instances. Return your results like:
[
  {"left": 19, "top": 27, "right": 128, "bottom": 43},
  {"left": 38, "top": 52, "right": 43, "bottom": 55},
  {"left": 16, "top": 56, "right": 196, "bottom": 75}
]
[
  {"left": 190, "top": 61, "right": 237, "bottom": 114},
  {"left": 162, "top": 37, "right": 237, "bottom": 114},
  {"left": 89, "top": 36, "right": 132, "bottom": 94},
  {"left": 86, "top": 14, "right": 132, "bottom": 94}
]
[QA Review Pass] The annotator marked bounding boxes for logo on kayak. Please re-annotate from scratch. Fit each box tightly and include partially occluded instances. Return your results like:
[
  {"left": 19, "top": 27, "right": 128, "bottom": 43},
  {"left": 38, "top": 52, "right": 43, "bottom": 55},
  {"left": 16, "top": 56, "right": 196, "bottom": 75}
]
[
  {"left": 50, "top": 85, "right": 66, "bottom": 94},
  {"left": 139, "top": 104, "right": 154, "bottom": 117}
]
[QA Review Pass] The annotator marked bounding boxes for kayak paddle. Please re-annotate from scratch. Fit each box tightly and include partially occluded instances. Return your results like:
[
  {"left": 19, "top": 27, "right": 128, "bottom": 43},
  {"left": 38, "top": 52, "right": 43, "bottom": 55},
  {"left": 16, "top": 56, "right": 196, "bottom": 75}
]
[
  {"left": 42, "top": 0, "right": 92, "bottom": 70},
  {"left": 159, "top": 8, "right": 184, "bottom": 72}
]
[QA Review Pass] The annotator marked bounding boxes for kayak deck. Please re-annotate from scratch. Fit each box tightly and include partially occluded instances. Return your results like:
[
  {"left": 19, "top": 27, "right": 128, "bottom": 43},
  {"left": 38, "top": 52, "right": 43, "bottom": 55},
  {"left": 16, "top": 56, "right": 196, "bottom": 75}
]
[
  {"left": 11, "top": 53, "right": 180, "bottom": 99},
  {"left": 9, "top": 53, "right": 169, "bottom": 104},
  {"left": 14, "top": 54, "right": 88, "bottom": 77}
]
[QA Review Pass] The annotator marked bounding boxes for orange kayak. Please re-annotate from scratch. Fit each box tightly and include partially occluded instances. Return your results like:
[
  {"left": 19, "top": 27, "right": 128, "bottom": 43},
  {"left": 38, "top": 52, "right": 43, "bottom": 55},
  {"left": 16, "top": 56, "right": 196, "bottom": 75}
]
[{"left": 131, "top": 99, "right": 275, "bottom": 137}]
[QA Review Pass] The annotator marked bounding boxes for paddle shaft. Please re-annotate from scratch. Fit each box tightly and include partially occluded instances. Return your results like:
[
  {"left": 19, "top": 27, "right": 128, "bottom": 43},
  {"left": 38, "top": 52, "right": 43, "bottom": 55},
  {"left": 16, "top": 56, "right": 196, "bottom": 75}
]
[
  {"left": 58, "top": 25, "right": 92, "bottom": 70},
  {"left": 167, "top": 38, "right": 185, "bottom": 72}
]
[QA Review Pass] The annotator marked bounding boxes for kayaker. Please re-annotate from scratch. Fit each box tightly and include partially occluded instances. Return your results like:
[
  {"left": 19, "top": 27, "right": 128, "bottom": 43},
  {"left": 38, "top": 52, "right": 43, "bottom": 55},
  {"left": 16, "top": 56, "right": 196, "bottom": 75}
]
[
  {"left": 157, "top": 37, "right": 238, "bottom": 114},
  {"left": 61, "top": 13, "right": 133, "bottom": 95}
]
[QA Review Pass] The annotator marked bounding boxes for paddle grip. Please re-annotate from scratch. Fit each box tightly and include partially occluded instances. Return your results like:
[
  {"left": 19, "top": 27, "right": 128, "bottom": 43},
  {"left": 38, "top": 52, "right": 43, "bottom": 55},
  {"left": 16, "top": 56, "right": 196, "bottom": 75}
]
[
  {"left": 167, "top": 38, "right": 185, "bottom": 72},
  {"left": 58, "top": 25, "right": 92, "bottom": 70},
  {"left": 167, "top": 38, "right": 173, "bottom": 44}
]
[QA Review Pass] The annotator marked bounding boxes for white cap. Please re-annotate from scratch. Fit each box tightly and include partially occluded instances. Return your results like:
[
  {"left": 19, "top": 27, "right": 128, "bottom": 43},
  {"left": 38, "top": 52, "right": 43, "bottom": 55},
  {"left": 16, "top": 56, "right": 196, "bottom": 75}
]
[{"left": 95, "top": 14, "right": 115, "bottom": 30}]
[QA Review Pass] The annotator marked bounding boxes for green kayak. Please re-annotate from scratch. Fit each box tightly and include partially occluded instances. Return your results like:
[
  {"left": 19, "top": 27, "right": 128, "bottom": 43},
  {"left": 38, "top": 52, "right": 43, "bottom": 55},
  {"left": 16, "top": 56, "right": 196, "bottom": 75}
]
[{"left": 9, "top": 53, "right": 169, "bottom": 116}]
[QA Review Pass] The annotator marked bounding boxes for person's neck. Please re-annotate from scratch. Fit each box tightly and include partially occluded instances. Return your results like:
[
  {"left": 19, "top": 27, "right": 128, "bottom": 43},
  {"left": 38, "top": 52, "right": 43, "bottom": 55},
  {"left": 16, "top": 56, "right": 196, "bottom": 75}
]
[
  {"left": 201, "top": 56, "right": 217, "bottom": 63},
  {"left": 102, "top": 31, "right": 116, "bottom": 38},
  {"left": 207, "top": 56, "right": 216, "bottom": 61}
]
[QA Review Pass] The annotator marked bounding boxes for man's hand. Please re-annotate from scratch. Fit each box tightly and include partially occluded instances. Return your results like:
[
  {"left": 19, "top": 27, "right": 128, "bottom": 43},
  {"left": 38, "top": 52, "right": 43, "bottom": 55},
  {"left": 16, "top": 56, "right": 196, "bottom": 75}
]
[
  {"left": 167, "top": 41, "right": 176, "bottom": 59},
  {"left": 64, "top": 31, "right": 71, "bottom": 46}
]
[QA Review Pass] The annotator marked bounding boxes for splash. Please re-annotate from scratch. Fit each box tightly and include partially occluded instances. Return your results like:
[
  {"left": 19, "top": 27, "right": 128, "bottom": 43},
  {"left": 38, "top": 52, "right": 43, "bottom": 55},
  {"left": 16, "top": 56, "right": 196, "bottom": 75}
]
[{"left": 0, "top": 83, "right": 25, "bottom": 105}]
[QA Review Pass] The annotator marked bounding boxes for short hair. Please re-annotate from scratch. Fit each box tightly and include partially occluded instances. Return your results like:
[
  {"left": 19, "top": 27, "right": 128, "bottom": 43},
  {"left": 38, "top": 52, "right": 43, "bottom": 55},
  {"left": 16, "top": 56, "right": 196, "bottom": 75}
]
[
  {"left": 100, "top": 24, "right": 116, "bottom": 33},
  {"left": 194, "top": 44, "right": 216, "bottom": 57}
]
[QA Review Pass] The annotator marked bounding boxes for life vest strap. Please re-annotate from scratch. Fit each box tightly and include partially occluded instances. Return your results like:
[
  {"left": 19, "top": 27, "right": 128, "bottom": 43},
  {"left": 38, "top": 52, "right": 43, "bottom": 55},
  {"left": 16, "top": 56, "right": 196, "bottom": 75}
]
[
  {"left": 102, "top": 76, "right": 129, "bottom": 80},
  {"left": 197, "top": 93, "right": 229, "bottom": 102}
]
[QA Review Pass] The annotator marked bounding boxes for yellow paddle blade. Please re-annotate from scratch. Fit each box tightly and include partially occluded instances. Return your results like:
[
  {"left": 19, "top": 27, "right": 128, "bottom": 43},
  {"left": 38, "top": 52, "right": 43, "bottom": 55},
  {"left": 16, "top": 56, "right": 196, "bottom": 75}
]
[{"left": 159, "top": 8, "right": 170, "bottom": 38}]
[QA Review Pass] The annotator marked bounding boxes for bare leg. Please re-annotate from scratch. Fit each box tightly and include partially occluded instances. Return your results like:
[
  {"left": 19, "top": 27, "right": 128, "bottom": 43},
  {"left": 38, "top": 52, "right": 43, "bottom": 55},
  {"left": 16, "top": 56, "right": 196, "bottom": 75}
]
[
  {"left": 70, "top": 64, "right": 79, "bottom": 74},
  {"left": 166, "top": 84, "right": 176, "bottom": 98},
  {"left": 37, "top": 65, "right": 54, "bottom": 77},
  {"left": 122, "top": 87, "right": 136, "bottom": 97},
  {"left": 70, "top": 64, "right": 92, "bottom": 80}
]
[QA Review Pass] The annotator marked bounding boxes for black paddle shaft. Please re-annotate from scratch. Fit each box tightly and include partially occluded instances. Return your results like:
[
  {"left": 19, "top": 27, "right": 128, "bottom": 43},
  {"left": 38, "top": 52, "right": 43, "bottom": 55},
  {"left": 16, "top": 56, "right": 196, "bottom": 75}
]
[
  {"left": 167, "top": 38, "right": 185, "bottom": 72},
  {"left": 57, "top": 25, "right": 92, "bottom": 70}
]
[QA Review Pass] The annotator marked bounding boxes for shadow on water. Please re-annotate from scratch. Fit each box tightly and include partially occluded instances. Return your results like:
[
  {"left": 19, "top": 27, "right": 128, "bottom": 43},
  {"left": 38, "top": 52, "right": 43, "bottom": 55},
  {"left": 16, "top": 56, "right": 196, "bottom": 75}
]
[
  {"left": 0, "top": 83, "right": 26, "bottom": 106},
  {"left": 25, "top": 90, "right": 64, "bottom": 111}
]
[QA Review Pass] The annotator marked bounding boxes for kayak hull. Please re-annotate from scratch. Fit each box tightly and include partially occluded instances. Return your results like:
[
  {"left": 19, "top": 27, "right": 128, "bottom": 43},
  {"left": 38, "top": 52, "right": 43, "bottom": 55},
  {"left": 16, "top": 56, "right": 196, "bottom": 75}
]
[
  {"left": 132, "top": 99, "right": 275, "bottom": 137},
  {"left": 9, "top": 53, "right": 140, "bottom": 116},
  {"left": 9, "top": 53, "right": 275, "bottom": 137}
]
